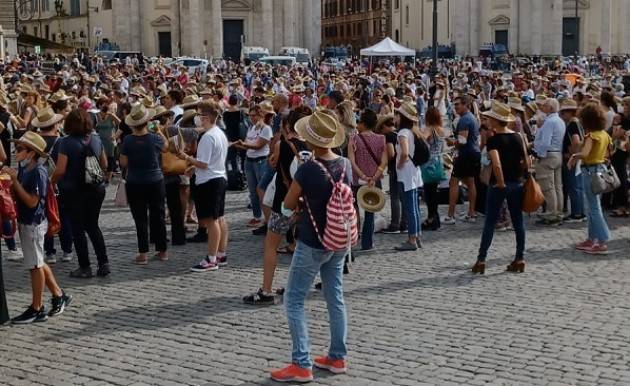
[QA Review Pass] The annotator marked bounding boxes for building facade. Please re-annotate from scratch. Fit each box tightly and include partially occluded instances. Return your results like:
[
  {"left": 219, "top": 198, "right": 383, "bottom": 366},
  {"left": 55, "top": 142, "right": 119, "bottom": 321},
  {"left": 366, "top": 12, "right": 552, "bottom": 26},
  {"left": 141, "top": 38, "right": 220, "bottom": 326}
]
[
  {"left": 390, "top": 0, "right": 451, "bottom": 52},
  {"left": 17, "top": 0, "right": 321, "bottom": 59},
  {"left": 452, "top": 0, "right": 630, "bottom": 56},
  {"left": 321, "top": 0, "right": 390, "bottom": 56},
  {"left": 1, "top": 0, "right": 20, "bottom": 57}
]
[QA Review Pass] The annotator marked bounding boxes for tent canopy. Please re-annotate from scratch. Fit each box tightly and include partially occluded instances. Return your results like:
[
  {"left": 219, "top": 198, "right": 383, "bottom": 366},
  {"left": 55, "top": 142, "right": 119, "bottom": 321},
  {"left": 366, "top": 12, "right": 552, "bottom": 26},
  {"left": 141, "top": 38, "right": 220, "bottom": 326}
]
[{"left": 360, "top": 37, "right": 415, "bottom": 57}]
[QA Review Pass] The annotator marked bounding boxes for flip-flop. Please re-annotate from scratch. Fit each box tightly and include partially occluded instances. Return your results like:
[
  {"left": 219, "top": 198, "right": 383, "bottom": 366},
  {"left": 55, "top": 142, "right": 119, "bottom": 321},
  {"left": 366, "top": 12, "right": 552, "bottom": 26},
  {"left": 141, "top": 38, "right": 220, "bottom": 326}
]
[
  {"left": 276, "top": 246, "right": 294, "bottom": 254},
  {"left": 135, "top": 255, "right": 149, "bottom": 265}
]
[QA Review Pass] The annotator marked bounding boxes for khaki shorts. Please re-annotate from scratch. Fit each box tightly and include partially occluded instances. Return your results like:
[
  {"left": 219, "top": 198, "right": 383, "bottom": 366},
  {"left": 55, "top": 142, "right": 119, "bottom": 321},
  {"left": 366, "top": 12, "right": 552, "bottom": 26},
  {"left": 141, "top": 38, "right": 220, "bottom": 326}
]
[{"left": 19, "top": 220, "right": 48, "bottom": 270}]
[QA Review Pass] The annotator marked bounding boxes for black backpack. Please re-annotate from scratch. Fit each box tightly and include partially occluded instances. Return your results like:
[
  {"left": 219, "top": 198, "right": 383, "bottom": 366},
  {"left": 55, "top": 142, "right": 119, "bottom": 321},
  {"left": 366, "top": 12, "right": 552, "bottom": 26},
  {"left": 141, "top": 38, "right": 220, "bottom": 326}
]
[{"left": 411, "top": 132, "right": 430, "bottom": 167}]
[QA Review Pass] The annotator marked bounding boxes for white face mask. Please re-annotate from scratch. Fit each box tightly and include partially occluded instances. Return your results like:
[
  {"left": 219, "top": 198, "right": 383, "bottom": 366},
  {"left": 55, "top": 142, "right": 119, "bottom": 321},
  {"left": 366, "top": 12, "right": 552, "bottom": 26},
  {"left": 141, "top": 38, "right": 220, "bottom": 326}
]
[
  {"left": 19, "top": 156, "right": 32, "bottom": 168},
  {"left": 193, "top": 115, "right": 203, "bottom": 128}
]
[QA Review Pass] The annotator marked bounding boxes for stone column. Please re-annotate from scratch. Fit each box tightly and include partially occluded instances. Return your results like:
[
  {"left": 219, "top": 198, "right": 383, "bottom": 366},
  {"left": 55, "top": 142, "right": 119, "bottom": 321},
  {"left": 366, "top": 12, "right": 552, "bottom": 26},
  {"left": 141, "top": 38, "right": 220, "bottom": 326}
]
[
  {"left": 188, "top": 0, "right": 203, "bottom": 57},
  {"left": 211, "top": 0, "right": 223, "bottom": 58},
  {"left": 530, "top": 0, "right": 543, "bottom": 55},
  {"left": 469, "top": 0, "right": 480, "bottom": 56},
  {"left": 171, "top": 0, "right": 181, "bottom": 57},
  {"left": 303, "top": 0, "right": 313, "bottom": 53},
  {"left": 112, "top": 0, "right": 131, "bottom": 50},
  {"left": 550, "top": 0, "right": 563, "bottom": 55},
  {"left": 620, "top": 0, "right": 630, "bottom": 53},
  {"left": 509, "top": 0, "right": 519, "bottom": 54},
  {"left": 261, "top": 0, "right": 273, "bottom": 51},
  {"left": 601, "top": 0, "right": 612, "bottom": 54},
  {"left": 452, "top": 0, "right": 469, "bottom": 56},
  {"left": 130, "top": 1, "right": 141, "bottom": 51},
  {"left": 283, "top": 0, "right": 295, "bottom": 46}
]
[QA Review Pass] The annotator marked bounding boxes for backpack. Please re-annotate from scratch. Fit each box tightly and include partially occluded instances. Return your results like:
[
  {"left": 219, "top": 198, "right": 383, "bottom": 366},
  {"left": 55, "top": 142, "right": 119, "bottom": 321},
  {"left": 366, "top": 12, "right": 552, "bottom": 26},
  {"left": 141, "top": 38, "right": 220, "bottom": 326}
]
[
  {"left": 411, "top": 131, "right": 430, "bottom": 167},
  {"left": 303, "top": 159, "right": 358, "bottom": 252},
  {"left": 45, "top": 182, "right": 60, "bottom": 236},
  {"left": 83, "top": 135, "right": 105, "bottom": 185},
  {"left": 0, "top": 176, "right": 17, "bottom": 238}
]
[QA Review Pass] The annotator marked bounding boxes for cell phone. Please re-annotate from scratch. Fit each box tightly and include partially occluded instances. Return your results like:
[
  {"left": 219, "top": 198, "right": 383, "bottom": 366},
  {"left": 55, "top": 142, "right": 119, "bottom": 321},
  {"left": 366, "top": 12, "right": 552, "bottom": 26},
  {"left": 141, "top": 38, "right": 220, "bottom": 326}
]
[{"left": 147, "top": 121, "right": 157, "bottom": 131}]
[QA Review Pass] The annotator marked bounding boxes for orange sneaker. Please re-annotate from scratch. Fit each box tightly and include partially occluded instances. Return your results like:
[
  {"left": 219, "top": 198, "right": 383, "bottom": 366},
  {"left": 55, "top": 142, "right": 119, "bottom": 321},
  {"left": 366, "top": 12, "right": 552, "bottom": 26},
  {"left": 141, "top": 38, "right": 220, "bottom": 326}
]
[
  {"left": 313, "top": 356, "right": 347, "bottom": 374},
  {"left": 270, "top": 364, "right": 313, "bottom": 383}
]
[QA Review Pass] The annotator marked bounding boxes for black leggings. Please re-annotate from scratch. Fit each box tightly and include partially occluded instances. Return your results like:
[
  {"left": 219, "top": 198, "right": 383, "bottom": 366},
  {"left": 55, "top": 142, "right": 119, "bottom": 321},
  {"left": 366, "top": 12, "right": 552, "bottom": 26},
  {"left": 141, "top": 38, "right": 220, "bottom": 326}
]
[
  {"left": 423, "top": 183, "right": 440, "bottom": 220},
  {"left": 126, "top": 180, "right": 167, "bottom": 253},
  {"left": 165, "top": 181, "right": 186, "bottom": 245}
]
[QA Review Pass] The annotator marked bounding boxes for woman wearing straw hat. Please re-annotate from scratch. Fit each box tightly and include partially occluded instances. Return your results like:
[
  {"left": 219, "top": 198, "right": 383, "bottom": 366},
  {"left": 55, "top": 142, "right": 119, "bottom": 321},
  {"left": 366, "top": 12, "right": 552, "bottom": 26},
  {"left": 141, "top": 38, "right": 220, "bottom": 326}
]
[
  {"left": 119, "top": 104, "right": 169, "bottom": 265},
  {"left": 270, "top": 110, "right": 351, "bottom": 383},
  {"left": 393, "top": 101, "right": 423, "bottom": 251},
  {"left": 472, "top": 102, "right": 530, "bottom": 274},
  {"left": 559, "top": 99, "right": 586, "bottom": 223}
]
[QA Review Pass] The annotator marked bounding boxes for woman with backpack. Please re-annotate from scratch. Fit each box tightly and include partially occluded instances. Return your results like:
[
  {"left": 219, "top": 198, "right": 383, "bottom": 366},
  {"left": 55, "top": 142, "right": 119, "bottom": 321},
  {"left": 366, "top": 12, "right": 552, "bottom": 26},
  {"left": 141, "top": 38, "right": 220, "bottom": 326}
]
[
  {"left": 420, "top": 107, "right": 446, "bottom": 231},
  {"left": 394, "top": 101, "right": 424, "bottom": 251},
  {"left": 51, "top": 109, "right": 109, "bottom": 279},
  {"left": 270, "top": 111, "right": 353, "bottom": 383}
]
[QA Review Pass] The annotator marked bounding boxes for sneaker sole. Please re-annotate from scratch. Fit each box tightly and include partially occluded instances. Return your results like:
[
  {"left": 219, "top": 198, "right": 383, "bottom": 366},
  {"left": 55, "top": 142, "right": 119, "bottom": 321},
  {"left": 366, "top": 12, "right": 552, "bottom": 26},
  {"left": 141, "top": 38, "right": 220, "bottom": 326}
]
[
  {"left": 313, "top": 363, "right": 347, "bottom": 374},
  {"left": 583, "top": 249, "right": 609, "bottom": 255},
  {"left": 50, "top": 296, "right": 73, "bottom": 317},
  {"left": 190, "top": 266, "right": 219, "bottom": 272},
  {"left": 270, "top": 375, "right": 313, "bottom": 383}
]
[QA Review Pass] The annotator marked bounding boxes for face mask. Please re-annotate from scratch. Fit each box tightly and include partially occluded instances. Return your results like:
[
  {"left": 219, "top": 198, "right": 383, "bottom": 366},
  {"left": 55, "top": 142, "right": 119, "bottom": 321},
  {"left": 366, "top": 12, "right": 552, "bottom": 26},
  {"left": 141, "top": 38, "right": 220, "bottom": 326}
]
[
  {"left": 193, "top": 115, "right": 203, "bottom": 127},
  {"left": 19, "top": 156, "right": 32, "bottom": 168}
]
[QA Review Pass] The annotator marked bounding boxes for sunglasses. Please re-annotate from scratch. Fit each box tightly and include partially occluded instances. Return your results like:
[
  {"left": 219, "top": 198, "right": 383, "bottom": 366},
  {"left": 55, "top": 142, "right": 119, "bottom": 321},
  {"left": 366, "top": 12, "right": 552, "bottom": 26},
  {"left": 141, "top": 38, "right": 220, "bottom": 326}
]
[{"left": 15, "top": 146, "right": 28, "bottom": 153}]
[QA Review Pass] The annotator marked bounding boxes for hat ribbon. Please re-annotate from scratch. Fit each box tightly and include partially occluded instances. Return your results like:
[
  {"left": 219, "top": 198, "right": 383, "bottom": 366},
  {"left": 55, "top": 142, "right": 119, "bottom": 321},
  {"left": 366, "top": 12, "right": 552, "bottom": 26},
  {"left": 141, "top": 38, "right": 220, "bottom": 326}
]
[{"left": 305, "top": 122, "right": 333, "bottom": 144}]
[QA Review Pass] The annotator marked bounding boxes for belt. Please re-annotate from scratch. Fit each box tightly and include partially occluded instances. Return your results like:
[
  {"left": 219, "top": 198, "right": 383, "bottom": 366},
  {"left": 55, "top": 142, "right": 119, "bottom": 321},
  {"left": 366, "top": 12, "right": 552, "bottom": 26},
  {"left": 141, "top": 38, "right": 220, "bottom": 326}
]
[{"left": 247, "top": 156, "right": 267, "bottom": 162}]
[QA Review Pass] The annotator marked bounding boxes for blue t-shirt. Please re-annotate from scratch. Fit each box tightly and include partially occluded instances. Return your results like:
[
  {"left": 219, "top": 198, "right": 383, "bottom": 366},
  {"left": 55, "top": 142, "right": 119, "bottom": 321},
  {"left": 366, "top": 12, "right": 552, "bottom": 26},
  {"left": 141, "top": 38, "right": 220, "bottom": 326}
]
[
  {"left": 294, "top": 157, "right": 353, "bottom": 250},
  {"left": 17, "top": 164, "right": 47, "bottom": 225},
  {"left": 455, "top": 111, "right": 481, "bottom": 156},
  {"left": 121, "top": 133, "right": 164, "bottom": 184},
  {"left": 58, "top": 134, "right": 104, "bottom": 192}
]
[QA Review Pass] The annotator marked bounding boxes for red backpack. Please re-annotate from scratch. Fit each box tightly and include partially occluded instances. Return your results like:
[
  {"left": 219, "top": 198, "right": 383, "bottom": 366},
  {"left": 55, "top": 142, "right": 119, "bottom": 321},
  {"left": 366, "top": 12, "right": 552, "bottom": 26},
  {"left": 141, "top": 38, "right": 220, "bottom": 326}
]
[
  {"left": 45, "top": 182, "right": 60, "bottom": 236},
  {"left": 303, "top": 159, "right": 358, "bottom": 252},
  {"left": 0, "top": 176, "right": 17, "bottom": 238}
]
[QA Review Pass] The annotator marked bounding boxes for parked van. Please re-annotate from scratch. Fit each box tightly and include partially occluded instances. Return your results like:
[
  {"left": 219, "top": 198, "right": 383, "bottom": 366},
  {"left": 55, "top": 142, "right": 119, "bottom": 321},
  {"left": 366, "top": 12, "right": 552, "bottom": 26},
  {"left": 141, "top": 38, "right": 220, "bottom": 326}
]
[
  {"left": 95, "top": 50, "right": 145, "bottom": 68},
  {"left": 241, "top": 46, "right": 270, "bottom": 62},
  {"left": 278, "top": 47, "right": 311, "bottom": 64},
  {"left": 259, "top": 56, "right": 296, "bottom": 67}
]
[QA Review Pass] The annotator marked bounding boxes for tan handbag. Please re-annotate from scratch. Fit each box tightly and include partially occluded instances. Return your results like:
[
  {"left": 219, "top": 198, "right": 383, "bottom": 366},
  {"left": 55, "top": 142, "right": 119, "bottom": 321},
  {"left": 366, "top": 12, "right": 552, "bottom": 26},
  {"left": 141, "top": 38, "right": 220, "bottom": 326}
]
[
  {"left": 161, "top": 128, "right": 188, "bottom": 176},
  {"left": 519, "top": 134, "right": 544, "bottom": 213}
]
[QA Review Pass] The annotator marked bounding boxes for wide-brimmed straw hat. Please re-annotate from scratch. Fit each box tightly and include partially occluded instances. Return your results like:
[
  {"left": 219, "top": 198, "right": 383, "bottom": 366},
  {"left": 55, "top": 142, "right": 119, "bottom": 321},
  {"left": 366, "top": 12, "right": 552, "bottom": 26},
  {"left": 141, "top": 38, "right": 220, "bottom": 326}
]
[
  {"left": 507, "top": 97, "right": 525, "bottom": 112},
  {"left": 357, "top": 185, "right": 386, "bottom": 212},
  {"left": 481, "top": 101, "right": 515, "bottom": 123},
  {"left": 396, "top": 101, "right": 419, "bottom": 122},
  {"left": 181, "top": 94, "right": 201, "bottom": 109},
  {"left": 11, "top": 131, "right": 48, "bottom": 157},
  {"left": 259, "top": 101, "right": 276, "bottom": 116},
  {"left": 295, "top": 111, "right": 345, "bottom": 149},
  {"left": 153, "top": 105, "right": 175, "bottom": 120},
  {"left": 31, "top": 107, "right": 64, "bottom": 128},
  {"left": 178, "top": 109, "right": 198, "bottom": 128},
  {"left": 559, "top": 99, "right": 578, "bottom": 111},
  {"left": 375, "top": 114, "right": 395, "bottom": 132},
  {"left": 125, "top": 103, "right": 155, "bottom": 127}
]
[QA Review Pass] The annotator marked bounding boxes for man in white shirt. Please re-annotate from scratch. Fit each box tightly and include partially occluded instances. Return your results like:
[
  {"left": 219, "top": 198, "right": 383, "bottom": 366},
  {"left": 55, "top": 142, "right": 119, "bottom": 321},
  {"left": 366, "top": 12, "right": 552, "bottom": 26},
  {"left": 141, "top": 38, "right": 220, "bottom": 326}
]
[{"left": 180, "top": 101, "right": 230, "bottom": 272}]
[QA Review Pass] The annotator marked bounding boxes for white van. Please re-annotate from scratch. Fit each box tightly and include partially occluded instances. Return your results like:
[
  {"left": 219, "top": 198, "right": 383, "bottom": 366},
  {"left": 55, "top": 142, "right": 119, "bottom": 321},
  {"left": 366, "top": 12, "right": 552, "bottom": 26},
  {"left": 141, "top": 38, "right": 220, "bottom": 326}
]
[
  {"left": 259, "top": 56, "right": 297, "bottom": 67},
  {"left": 278, "top": 47, "right": 311, "bottom": 64},
  {"left": 167, "top": 57, "right": 209, "bottom": 77},
  {"left": 241, "top": 46, "right": 270, "bottom": 62}
]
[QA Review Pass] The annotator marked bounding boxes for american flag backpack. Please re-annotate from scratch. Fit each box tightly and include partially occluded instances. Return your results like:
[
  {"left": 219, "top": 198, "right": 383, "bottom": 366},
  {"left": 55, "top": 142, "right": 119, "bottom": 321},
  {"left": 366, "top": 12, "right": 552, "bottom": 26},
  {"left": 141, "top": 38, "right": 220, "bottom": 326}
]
[{"left": 303, "top": 159, "right": 358, "bottom": 252}]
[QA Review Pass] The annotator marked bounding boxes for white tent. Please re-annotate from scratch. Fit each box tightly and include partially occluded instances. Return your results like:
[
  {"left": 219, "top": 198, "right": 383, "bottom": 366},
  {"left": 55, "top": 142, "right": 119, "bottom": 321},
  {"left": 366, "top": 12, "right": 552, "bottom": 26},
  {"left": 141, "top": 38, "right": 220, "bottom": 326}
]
[{"left": 360, "top": 37, "right": 416, "bottom": 57}]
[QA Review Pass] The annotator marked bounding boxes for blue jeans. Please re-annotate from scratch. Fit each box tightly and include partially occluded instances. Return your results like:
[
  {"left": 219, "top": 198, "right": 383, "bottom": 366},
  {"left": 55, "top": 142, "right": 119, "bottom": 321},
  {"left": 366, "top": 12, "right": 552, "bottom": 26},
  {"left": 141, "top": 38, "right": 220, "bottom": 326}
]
[
  {"left": 562, "top": 162, "right": 584, "bottom": 217},
  {"left": 400, "top": 183, "right": 421, "bottom": 237},
  {"left": 284, "top": 241, "right": 348, "bottom": 369},
  {"left": 582, "top": 165, "right": 611, "bottom": 243},
  {"left": 478, "top": 182, "right": 526, "bottom": 261},
  {"left": 2, "top": 220, "right": 16, "bottom": 250},
  {"left": 244, "top": 157, "right": 269, "bottom": 219},
  {"left": 362, "top": 211, "right": 374, "bottom": 249}
]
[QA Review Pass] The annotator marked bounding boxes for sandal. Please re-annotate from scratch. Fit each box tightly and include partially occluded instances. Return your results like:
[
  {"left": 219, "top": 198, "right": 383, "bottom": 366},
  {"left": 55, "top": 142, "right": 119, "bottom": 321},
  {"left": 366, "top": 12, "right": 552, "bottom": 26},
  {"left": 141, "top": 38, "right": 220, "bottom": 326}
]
[
  {"left": 276, "top": 246, "right": 295, "bottom": 254},
  {"left": 156, "top": 252, "right": 169, "bottom": 261},
  {"left": 135, "top": 255, "right": 149, "bottom": 265},
  {"left": 610, "top": 210, "right": 629, "bottom": 218}
]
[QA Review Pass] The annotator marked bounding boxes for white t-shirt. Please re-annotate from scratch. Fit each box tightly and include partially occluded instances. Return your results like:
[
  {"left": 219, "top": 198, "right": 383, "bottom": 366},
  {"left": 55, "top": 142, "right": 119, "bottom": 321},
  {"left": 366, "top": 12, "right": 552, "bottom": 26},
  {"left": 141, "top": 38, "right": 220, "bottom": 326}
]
[
  {"left": 396, "top": 128, "right": 423, "bottom": 192},
  {"left": 195, "top": 125, "right": 228, "bottom": 185},
  {"left": 245, "top": 123, "right": 273, "bottom": 158}
]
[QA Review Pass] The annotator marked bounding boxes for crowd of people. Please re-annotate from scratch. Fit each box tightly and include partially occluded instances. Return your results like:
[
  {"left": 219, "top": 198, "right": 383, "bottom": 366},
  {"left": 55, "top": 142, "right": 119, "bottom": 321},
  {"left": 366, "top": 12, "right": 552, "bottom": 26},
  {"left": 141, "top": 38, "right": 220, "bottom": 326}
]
[{"left": 1, "top": 52, "right": 630, "bottom": 382}]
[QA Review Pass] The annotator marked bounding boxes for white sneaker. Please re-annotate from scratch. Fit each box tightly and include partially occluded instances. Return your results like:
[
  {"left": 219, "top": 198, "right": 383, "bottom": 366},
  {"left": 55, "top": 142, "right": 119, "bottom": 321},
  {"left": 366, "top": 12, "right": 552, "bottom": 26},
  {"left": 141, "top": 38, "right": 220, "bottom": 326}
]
[
  {"left": 6, "top": 248, "right": 23, "bottom": 261},
  {"left": 461, "top": 215, "right": 477, "bottom": 223},
  {"left": 442, "top": 216, "right": 456, "bottom": 225},
  {"left": 45, "top": 253, "right": 57, "bottom": 264},
  {"left": 60, "top": 252, "right": 73, "bottom": 262}
]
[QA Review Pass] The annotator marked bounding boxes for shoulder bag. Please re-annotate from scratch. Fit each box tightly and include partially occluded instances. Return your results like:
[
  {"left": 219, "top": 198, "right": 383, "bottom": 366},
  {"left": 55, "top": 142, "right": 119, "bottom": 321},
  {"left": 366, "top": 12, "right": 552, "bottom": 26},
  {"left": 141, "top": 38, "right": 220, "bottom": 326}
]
[
  {"left": 160, "top": 127, "right": 188, "bottom": 176},
  {"left": 520, "top": 134, "right": 545, "bottom": 213}
]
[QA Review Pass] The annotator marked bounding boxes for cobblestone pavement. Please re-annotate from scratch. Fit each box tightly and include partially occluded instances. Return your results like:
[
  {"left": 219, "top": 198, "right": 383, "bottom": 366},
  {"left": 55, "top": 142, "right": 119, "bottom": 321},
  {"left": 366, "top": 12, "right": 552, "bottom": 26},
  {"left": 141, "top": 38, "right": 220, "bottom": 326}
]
[{"left": 2, "top": 182, "right": 630, "bottom": 386}]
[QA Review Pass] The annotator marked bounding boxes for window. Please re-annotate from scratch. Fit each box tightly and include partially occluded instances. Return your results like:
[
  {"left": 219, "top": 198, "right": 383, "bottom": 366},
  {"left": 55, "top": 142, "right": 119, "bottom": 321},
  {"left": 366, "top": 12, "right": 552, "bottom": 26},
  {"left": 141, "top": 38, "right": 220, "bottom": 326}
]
[
  {"left": 395, "top": 29, "right": 399, "bottom": 42},
  {"left": 395, "top": 0, "right": 399, "bottom": 9},
  {"left": 405, "top": 5, "right": 409, "bottom": 24},
  {"left": 102, "top": 0, "right": 112, "bottom": 10},
  {"left": 34, "top": 26, "right": 38, "bottom": 37},
  {"left": 41, "top": 0, "right": 50, "bottom": 12},
  {"left": 70, "top": 0, "right": 80, "bottom": 16},
  {"left": 45, "top": 24, "right": 49, "bottom": 40},
  {"left": 357, "top": 22, "right": 362, "bottom": 35},
  {"left": 22, "top": 26, "right": 27, "bottom": 34}
]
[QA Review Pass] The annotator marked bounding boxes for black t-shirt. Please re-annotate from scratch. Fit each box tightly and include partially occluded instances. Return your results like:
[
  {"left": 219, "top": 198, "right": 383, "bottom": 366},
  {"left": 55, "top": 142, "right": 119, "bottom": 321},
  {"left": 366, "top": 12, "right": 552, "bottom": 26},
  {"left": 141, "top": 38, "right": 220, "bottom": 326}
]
[
  {"left": 222, "top": 110, "right": 242, "bottom": 142},
  {"left": 294, "top": 157, "right": 353, "bottom": 249},
  {"left": 486, "top": 132, "right": 525, "bottom": 184},
  {"left": 385, "top": 131, "right": 397, "bottom": 174},
  {"left": 562, "top": 120, "right": 583, "bottom": 155},
  {"left": 272, "top": 137, "right": 307, "bottom": 212},
  {"left": 58, "top": 134, "right": 105, "bottom": 192}
]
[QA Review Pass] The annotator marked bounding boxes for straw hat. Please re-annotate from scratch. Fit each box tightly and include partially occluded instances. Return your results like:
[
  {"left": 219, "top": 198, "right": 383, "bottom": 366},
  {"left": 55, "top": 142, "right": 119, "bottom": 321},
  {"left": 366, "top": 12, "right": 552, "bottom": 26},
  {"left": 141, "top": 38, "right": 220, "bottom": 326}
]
[
  {"left": 199, "top": 88, "right": 213, "bottom": 96},
  {"left": 525, "top": 101, "right": 538, "bottom": 114},
  {"left": 125, "top": 103, "right": 155, "bottom": 127},
  {"left": 375, "top": 114, "right": 395, "bottom": 133},
  {"left": 357, "top": 185, "right": 386, "bottom": 212},
  {"left": 142, "top": 95, "right": 156, "bottom": 109},
  {"left": 507, "top": 97, "right": 525, "bottom": 112},
  {"left": 559, "top": 99, "right": 578, "bottom": 112},
  {"left": 153, "top": 105, "right": 174, "bottom": 120},
  {"left": 30, "top": 107, "right": 64, "bottom": 128},
  {"left": 178, "top": 109, "right": 198, "bottom": 128},
  {"left": 259, "top": 101, "right": 276, "bottom": 116},
  {"left": 295, "top": 111, "right": 345, "bottom": 149},
  {"left": 292, "top": 84, "right": 305, "bottom": 93},
  {"left": 535, "top": 95, "right": 548, "bottom": 105},
  {"left": 481, "top": 101, "right": 515, "bottom": 123},
  {"left": 181, "top": 94, "right": 201, "bottom": 109},
  {"left": 396, "top": 101, "right": 419, "bottom": 122},
  {"left": 11, "top": 131, "right": 48, "bottom": 157}
]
